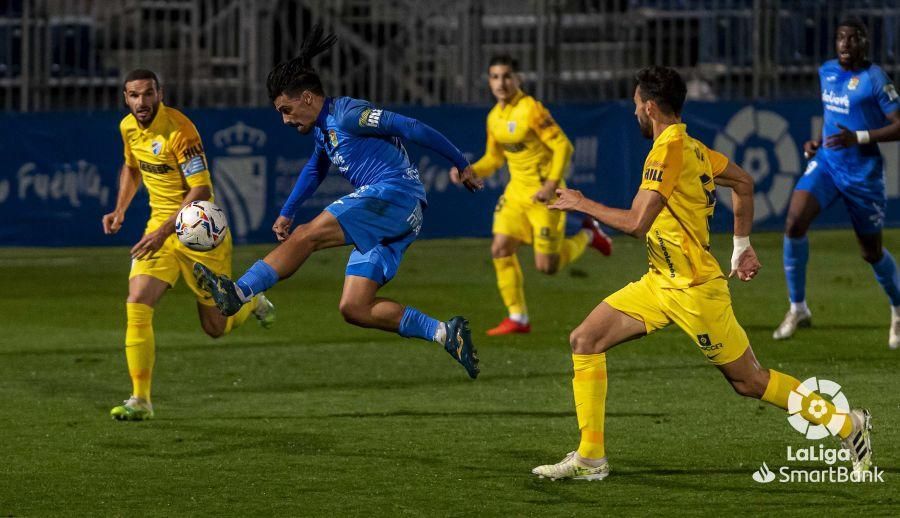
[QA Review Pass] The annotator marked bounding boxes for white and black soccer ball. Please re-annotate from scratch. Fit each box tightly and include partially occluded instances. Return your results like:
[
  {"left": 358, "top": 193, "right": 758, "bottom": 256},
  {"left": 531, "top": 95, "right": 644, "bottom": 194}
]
[{"left": 175, "top": 200, "right": 228, "bottom": 251}]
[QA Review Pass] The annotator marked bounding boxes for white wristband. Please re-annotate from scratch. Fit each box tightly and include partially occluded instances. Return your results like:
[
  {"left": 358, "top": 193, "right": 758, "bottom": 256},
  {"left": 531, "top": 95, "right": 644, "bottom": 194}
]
[
  {"left": 856, "top": 130, "right": 871, "bottom": 144},
  {"left": 731, "top": 235, "right": 751, "bottom": 270}
]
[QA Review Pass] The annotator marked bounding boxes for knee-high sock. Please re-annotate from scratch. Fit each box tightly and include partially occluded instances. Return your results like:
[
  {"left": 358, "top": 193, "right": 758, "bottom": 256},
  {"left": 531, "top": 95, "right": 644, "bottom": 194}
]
[
  {"left": 493, "top": 255, "right": 526, "bottom": 317},
  {"left": 761, "top": 369, "right": 852, "bottom": 439},
  {"left": 559, "top": 231, "right": 590, "bottom": 269},
  {"left": 223, "top": 296, "right": 260, "bottom": 334},
  {"left": 573, "top": 353, "right": 607, "bottom": 459},
  {"left": 783, "top": 236, "right": 809, "bottom": 304},
  {"left": 398, "top": 306, "right": 441, "bottom": 342},
  {"left": 871, "top": 249, "right": 900, "bottom": 306},
  {"left": 125, "top": 303, "right": 155, "bottom": 402}
]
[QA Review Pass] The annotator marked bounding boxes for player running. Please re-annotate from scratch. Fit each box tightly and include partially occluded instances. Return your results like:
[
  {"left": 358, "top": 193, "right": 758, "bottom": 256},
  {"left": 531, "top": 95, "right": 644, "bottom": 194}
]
[
  {"left": 103, "top": 69, "right": 275, "bottom": 421},
  {"left": 774, "top": 18, "right": 900, "bottom": 348},
  {"left": 193, "top": 26, "right": 481, "bottom": 379},
  {"left": 531, "top": 66, "right": 872, "bottom": 481},
  {"left": 455, "top": 55, "right": 612, "bottom": 336}
]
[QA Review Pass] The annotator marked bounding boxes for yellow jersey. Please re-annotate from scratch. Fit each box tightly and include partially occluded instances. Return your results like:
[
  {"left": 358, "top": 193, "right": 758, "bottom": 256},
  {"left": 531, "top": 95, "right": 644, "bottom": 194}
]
[
  {"left": 639, "top": 123, "right": 729, "bottom": 289},
  {"left": 120, "top": 103, "right": 213, "bottom": 231},
  {"left": 471, "top": 90, "right": 573, "bottom": 202}
]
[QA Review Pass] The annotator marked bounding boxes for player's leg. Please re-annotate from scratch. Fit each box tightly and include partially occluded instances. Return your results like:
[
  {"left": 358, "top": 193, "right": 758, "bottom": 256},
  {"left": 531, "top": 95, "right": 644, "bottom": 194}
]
[
  {"left": 110, "top": 274, "right": 169, "bottom": 421},
  {"left": 845, "top": 186, "right": 900, "bottom": 348},
  {"left": 533, "top": 278, "right": 665, "bottom": 480},
  {"left": 488, "top": 233, "right": 530, "bottom": 335},
  {"left": 775, "top": 162, "right": 836, "bottom": 339},
  {"left": 488, "top": 195, "right": 532, "bottom": 335},
  {"left": 194, "top": 210, "right": 345, "bottom": 316},
  {"left": 717, "top": 346, "right": 872, "bottom": 472}
]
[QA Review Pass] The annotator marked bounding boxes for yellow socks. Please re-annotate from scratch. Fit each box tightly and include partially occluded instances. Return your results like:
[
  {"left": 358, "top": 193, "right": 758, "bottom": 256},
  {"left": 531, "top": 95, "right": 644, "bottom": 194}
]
[
  {"left": 762, "top": 369, "right": 853, "bottom": 439},
  {"left": 224, "top": 296, "right": 259, "bottom": 334},
  {"left": 493, "top": 255, "right": 526, "bottom": 316},
  {"left": 573, "top": 353, "right": 608, "bottom": 459},
  {"left": 125, "top": 302, "right": 155, "bottom": 402},
  {"left": 559, "top": 231, "right": 590, "bottom": 268}
]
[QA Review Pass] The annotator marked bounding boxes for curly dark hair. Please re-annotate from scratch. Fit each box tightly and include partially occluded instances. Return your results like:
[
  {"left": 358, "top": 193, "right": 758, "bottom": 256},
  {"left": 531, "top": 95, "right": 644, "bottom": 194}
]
[
  {"left": 266, "top": 24, "right": 338, "bottom": 101},
  {"left": 634, "top": 66, "right": 687, "bottom": 116}
]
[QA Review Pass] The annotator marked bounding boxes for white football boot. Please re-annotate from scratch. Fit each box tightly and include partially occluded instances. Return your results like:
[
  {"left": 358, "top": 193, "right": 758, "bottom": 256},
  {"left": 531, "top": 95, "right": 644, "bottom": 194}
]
[
  {"left": 840, "top": 408, "right": 873, "bottom": 474},
  {"left": 253, "top": 293, "right": 276, "bottom": 329},
  {"left": 532, "top": 451, "right": 610, "bottom": 481},
  {"left": 889, "top": 310, "right": 899, "bottom": 350},
  {"left": 773, "top": 308, "right": 812, "bottom": 340}
]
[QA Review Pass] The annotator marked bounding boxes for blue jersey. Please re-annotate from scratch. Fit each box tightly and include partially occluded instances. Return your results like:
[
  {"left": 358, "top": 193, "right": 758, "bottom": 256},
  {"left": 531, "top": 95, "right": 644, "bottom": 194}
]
[
  {"left": 818, "top": 59, "right": 900, "bottom": 175},
  {"left": 280, "top": 96, "right": 469, "bottom": 218}
]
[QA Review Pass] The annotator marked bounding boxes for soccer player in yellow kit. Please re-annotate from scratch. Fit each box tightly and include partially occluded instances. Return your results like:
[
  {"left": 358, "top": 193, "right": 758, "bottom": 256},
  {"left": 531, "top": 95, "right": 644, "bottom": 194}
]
[
  {"left": 453, "top": 55, "right": 612, "bottom": 336},
  {"left": 532, "top": 66, "right": 873, "bottom": 480},
  {"left": 101, "top": 69, "right": 275, "bottom": 421}
]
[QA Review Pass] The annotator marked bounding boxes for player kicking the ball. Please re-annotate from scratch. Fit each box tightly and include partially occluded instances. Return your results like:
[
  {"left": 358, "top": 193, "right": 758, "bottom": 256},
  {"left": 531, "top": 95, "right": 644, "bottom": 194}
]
[
  {"left": 774, "top": 18, "right": 900, "bottom": 348},
  {"left": 531, "top": 66, "right": 872, "bottom": 481},
  {"left": 193, "top": 26, "right": 481, "bottom": 379},
  {"left": 103, "top": 69, "right": 275, "bottom": 421}
]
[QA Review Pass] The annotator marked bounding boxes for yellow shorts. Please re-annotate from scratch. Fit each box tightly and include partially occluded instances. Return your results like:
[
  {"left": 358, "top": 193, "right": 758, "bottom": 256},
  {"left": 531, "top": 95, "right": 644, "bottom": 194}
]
[
  {"left": 603, "top": 274, "right": 749, "bottom": 365},
  {"left": 129, "top": 230, "right": 233, "bottom": 306},
  {"left": 492, "top": 194, "right": 566, "bottom": 255}
]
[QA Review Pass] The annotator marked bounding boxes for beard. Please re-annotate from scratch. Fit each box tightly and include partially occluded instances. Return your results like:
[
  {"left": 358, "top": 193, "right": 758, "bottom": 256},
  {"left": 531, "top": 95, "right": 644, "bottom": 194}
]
[
  {"left": 637, "top": 114, "right": 653, "bottom": 139},
  {"left": 132, "top": 101, "right": 159, "bottom": 125}
]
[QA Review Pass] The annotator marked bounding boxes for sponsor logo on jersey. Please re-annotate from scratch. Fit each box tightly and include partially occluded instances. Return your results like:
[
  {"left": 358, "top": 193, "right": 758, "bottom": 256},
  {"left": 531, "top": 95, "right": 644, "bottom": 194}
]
[
  {"left": 885, "top": 84, "right": 899, "bottom": 102},
  {"left": 825, "top": 74, "right": 837, "bottom": 82},
  {"left": 184, "top": 144, "right": 205, "bottom": 159},
  {"left": 329, "top": 129, "right": 339, "bottom": 147},
  {"left": 151, "top": 141, "right": 163, "bottom": 155},
  {"left": 502, "top": 143, "right": 526, "bottom": 153},
  {"left": 138, "top": 160, "right": 173, "bottom": 174},
  {"left": 643, "top": 168, "right": 663, "bottom": 182},
  {"left": 847, "top": 76, "right": 859, "bottom": 90},
  {"left": 821, "top": 90, "right": 850, "bottom": 114},
  {"left": 359, "top": 108, "right": 383, "bottom": 128}
]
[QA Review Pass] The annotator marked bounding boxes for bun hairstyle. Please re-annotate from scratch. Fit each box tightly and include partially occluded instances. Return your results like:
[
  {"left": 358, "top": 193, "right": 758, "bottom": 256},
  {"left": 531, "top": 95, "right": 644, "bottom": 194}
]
[{"left": 267, "top": 24, "right": 338, "bottom": 101}]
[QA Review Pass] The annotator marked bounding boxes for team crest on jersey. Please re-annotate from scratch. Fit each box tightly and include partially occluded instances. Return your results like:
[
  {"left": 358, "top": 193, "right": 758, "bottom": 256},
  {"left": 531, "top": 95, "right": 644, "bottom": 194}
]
[
  {"left": 151, "top": 140, "right": 163, "bottom": 155},
  {"left": 847, "top": 76, "right": 859, "bottom": 90},
  {"left": 328, "top": 129, "right": 339, "bottom": 147},
  {"left": 507, "top": 121, "right": 516, "bottom": 133}
]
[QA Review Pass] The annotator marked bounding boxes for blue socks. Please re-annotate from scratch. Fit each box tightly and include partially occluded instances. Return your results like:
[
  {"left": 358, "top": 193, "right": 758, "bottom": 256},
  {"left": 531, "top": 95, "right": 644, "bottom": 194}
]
[
  {"left": 399, "top": 307, "right": 440, "bottom": 342},
  {"left": 871, "top": 249, "right": 900, "bottom": 306},
  {"left": 236, "top": 260, "right": 279, "bottom": 300},
  {"left": 783, "top": 236, "right": 809, "bottom": 303}
]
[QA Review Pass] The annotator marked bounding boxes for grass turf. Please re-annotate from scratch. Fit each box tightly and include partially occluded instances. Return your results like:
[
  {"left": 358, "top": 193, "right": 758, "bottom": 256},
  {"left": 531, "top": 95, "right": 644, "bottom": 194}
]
[{"left": 0, "top": 229, "right": 898, "bottom": 516}]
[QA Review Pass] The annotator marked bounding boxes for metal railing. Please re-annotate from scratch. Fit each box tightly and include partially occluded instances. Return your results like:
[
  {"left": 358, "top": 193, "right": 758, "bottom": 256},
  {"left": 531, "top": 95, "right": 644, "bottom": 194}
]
[{"left": 2, "top": 0, "right": 899, "bottom": 111}]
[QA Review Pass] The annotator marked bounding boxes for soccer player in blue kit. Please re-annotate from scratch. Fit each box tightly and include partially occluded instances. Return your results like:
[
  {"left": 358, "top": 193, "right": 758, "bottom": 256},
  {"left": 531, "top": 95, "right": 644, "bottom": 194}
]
[
  {"left": 194, "top": 26, "right": 483, "bottom": 377},
  {"left": 775, "top": 18, "right": 900, "bottom": 349}
]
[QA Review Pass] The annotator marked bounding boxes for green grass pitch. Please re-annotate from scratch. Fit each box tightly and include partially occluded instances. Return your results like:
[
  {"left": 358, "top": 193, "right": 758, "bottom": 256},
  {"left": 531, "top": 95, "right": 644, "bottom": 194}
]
[{"left": 1, "top": 229, "right": 898, "bottom": 515}]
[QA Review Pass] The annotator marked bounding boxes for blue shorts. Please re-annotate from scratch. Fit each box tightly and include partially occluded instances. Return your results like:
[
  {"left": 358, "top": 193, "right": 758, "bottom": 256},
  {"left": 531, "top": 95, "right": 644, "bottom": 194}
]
[
  {"left": 794, "top": 158, "right": 886, "bottom": 235},
  {"left": 325, "top": 184, "right": 424, "bottom": 285}
]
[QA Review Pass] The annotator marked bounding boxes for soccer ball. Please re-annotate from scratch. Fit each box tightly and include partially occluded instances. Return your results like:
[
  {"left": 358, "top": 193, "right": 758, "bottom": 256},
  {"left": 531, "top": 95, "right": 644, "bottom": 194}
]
[{"left": 175, "top": 200, "right": 228, "bottom": 251}]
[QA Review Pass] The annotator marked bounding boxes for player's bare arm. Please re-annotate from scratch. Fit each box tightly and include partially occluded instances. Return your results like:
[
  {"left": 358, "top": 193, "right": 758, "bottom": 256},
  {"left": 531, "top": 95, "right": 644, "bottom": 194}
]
[
  {"left": 131, "top": 185, "right": 212, "bottom": 260},
  {"left": 549, "top": 187, "right": 664, "bottom": 238},
  {"left": 713, "top": 160, "right": 761, "bottom": 281},
  {"left": 826, "top": 111, "right": 900, "bottom": 149},
  {"left": 102, "top": 164, "right": 142, "bottom": 235}
]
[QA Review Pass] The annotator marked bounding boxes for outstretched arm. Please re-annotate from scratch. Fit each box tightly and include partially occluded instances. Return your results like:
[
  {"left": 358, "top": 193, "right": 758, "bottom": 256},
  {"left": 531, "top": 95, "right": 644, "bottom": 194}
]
[
  {"left": 549, "top": 188, "right": 665, "bottom": 238},
  {"left": 274, "top": 144, "right": 331, "bottom": 241}
]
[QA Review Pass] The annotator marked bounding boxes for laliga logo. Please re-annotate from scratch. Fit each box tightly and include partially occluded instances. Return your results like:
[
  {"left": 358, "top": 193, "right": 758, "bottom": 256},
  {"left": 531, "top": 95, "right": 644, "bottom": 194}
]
[
  {"left": 212, "top": 122, "right": 267, "bottom": 241},
  {"left": 787, "top": 377, "right": 849, "bottom": 440},
  {"left": 713, "top": 106, "right": 801, "bottom": 221}
]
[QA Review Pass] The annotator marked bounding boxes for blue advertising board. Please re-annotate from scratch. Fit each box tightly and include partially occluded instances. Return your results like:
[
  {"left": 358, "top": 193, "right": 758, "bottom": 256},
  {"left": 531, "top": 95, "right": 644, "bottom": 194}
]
[{"left": 0, "top": 101, "right": 898, "bottom": 246}]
